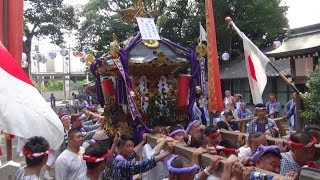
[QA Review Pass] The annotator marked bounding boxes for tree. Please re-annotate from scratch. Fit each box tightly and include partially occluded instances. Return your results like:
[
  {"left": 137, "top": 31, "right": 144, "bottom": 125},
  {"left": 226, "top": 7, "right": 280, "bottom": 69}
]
[
  {"left": 46, "top": 80, "right": 64, "bottom": 90},
  {"left": 78, "top": 0, "right": 288, "bottom": 62},
  {"left": 77, "top": 0, "right": 169, "bottom": 51},
  {"left": 70, "top": 79, "right": 88, "bottom": 91},
  {"left": 23, "top": 0, "right": 77, "bottom": 75},
  {"left": 158, "top": 0, "right": 288, "bottom": 60},
  {"left": 301, "top": 65, "right": 320, "bottom": 125},
  {"left": 77, "top": 14, "right": 132, "bottom": 51}
]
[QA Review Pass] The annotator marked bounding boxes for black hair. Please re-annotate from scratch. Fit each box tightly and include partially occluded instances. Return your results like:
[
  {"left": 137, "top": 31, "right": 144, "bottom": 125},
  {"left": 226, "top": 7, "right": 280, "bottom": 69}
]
[
  {"left": 266, "top": 127, "right": 279, "bottom": 138},
  {"left": 248, "top": 132, "right": 265, "bottom": 144},
  {"left": 304, "top": 125, "right": 320, "bottom": 132},
  {"left": 152, "top": 125, "right": 165, "bottom": 135},
  {"left": 269, "top": 93, "right": 276, "bottom": 98},
  {"left": 290, "top": 132, "right": 313, "bottom": 145},
  {"left": 219, "top": 139, "right": 238, "bottom": 148},
  {"left": 224, "top": 110, "right": 233, "bottom": 116},
  {"left": 304, "top": 125, "right": 320, "bottom": 140},
  {"left": 70, "top": 114, "right": 81, "bottom": 124},
  {"left": 217, "top": 139, "right": 238, "bottom": 154},
  {"left": 58, "top": 109, "right": 68, "bottom": 119},
  {"left": 204, "top": 125, "right": 219, "bottom": 137},
  {"left": 24, "top": 136, "right": 49, "bottom": 167},
  {"left": 240, "top": 102, "right": 247, "bottom": 106},
  {"left": 96, "top": 138, "right": 112, "bottom": 150},
  {"left": 189, "top": 133, "right": 205, "bottom": 148},
  {"left": 68, "top": 128, "right": 82, "bottom": 139},
  {"left": 117, "top": 134, "right": 135, "bottom": 147},
  {"left": 255, "top": 103, "right": 266, "bottom": 109},
  {"left": 170, "top": 155, "right": 193, "bottom": 169},
  {"left": 104, "top": 133, "right": 114, "bottom": 149},
  {"left": 217, "top": 121, "right": 229, "bottom": 130},
  {"left": 84, "top": 143, "right": 109, "bottom": 169}
]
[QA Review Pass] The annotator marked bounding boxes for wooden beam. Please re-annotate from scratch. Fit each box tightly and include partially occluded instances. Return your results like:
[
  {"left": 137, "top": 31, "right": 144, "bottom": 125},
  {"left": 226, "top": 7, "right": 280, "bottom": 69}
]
[
  {"left": 146, "top": 134, "right": 285, "bottom": 179},
  {"left": 236, "top": 116, "right": 286, "bottom": 133},
  {"left": 220, "top": 129, "right": 281, "bottom": 145},
  {"left": 220, "top": 129, "right": 320, "bottom": 149}
]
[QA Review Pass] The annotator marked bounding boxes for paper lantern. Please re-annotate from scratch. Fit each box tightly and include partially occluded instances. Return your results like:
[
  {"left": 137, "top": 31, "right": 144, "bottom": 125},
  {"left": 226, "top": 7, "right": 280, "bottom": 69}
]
[
  {"left": 101, "top": 78, "right": 115, "bottom": 95},
  {"left": 60, "top": 49, "right": 68, "bottom": 56},
  {"left": 73, "top": 51, "right": 78, "bottom": 57},
  {"left": 78, "top": 51, "right": 85, "bottom": 58},
  {"left": 221, "top": 52, "right": 230, "bottom": 61},
  {"left": 48, "top": 51, "right": 57, "bottom": 59},
  {"left": 272, "top": 41, "right": 281, "bottom": 49},
  {"left": 177, "top": 74, "right": 190, "bottom": 108},
  {"left": 21, "top": 61, "right": 28, "bottom": 68}
]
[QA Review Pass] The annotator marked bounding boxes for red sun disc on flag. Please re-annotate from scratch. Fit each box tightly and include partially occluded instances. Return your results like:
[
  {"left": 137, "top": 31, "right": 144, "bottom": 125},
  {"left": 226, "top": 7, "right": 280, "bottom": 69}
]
[{"left": 248, "top": 55, "right": 257, "bottom": 81}]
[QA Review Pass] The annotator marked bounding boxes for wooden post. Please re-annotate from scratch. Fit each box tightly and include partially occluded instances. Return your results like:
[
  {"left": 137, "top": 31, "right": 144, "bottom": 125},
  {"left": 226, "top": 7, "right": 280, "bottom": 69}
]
[
  {"left": 5, "top": 138, "right": 12, "bottom": 161},
  {"left": 8, "top": 0, "right": 24, "bottom": 64},
  {"left": 0, "top": 0, "right": 4, "bottom": 42},
  {"left": 1, "top": 0, "right": 24, "bottom": 162},
  {"left": 295, "top": 93, "right": 303, "bottom": 132}
]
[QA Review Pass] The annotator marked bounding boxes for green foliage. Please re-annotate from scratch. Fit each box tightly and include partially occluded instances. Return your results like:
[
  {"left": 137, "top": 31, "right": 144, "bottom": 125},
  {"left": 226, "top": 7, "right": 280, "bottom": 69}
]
[
  {"left": 77, "top": 0, "right": 132, "bottom": 50},
  {"left": 70, "top": 79, "right": 88, "bottom": 91},
  {"left": 23, "top": 0, "right": 78, "bottom": 75},
  {"left": 77, "top": 0, "right": 288, "bottom": 61},
  {"left": 78, "top": 14, "right": 132, "bottom": 51},
  {"left": 24, "top": 0, "right": 78, "bottom": 45},
  {"left": 158, "top": 0, "right": 288, "bottom": 59},
  {"left": 35, "top": 83, "right": 47, "bottom": 91},
  {"left": 46, "top": 80, "right": 63, "bottom": 90},
  {"left": 300, "top": 64, "right": 320, "bottom": 124},
  {"left": 157, "top": 1, "right": 205, "bottom": 48}
]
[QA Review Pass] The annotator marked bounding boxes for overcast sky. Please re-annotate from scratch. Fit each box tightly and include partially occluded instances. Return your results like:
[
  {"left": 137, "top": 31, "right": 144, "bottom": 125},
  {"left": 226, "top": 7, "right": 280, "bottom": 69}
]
[{"left": 284, "top": 0, "right": 320, "bottom": 28}]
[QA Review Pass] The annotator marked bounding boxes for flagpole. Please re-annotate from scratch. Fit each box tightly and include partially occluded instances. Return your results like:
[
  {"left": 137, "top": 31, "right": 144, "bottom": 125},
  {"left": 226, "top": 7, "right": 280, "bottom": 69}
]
[{"left": 225, "top": 17, "right": 301, "bottom": 95}]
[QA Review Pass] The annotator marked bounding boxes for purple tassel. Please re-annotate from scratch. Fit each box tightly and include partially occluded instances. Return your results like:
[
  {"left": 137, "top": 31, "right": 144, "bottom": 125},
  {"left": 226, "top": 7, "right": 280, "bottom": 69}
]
[
  {"left": 188, "top": 50, "right": 200, "bottom": 122},
  {"left": 90, "top": 59, "right": 105, "bottom": 107},
  {"left": 124, "top": 33, "right": 142, "bottom": 52}
]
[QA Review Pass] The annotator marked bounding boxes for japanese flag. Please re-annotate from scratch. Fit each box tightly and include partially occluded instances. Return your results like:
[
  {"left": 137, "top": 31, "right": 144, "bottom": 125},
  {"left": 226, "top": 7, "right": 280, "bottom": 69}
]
[
  {"left": 242, "top": 33, "right": 270, "bottom": 104},
  {"left": 0, "top": 42, "right": 64, "bottom": 150}
]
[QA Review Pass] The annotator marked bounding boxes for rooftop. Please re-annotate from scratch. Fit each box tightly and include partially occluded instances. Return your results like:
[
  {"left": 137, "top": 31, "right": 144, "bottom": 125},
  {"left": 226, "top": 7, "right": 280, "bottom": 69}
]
[
  {"left": 220, "top": 58, "right": 291, "bottom": 79},
  {"left": 266, "top": 23, "right": 320, "bottom": 59}
]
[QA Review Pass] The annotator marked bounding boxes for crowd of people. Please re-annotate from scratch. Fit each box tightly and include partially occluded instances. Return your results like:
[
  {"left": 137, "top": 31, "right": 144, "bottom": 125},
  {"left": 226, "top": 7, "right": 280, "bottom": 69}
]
[
  {"left": 11, "top": 90, "right": 320, "bottom": 180},
  {"left": 219, "top": 90, "right": 297, "bottom": 133}
]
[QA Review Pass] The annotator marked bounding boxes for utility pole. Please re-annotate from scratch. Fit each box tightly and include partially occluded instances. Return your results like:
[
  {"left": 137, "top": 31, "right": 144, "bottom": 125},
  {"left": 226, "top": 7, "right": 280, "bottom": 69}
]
[
  {"left": 62, "top": 45, "right": 71, "bottom": 104},
  {"left": 62, "top": 51, "right": 66, "bottom": 102},
  {"left": 68, "top": 44, "right": 71, "bottom": 101}
]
